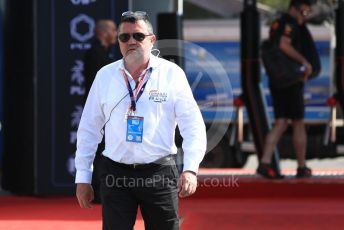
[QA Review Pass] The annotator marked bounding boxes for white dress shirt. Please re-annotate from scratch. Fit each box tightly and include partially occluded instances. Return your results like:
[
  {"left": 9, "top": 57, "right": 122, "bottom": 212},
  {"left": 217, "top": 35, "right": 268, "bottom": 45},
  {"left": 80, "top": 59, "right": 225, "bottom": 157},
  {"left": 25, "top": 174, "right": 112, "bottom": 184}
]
[{"left": 75, "top": 54, "right": 207, "bottom": 184}]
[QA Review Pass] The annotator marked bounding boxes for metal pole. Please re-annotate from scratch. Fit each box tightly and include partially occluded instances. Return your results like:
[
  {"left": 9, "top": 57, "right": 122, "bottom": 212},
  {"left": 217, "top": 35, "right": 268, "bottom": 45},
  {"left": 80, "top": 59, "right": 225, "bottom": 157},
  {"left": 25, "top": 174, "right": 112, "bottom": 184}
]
[
  {"left": 240, "top": 0, "right": 280, "bottom": 172},
  {"left": 174, "top": 0, "right": 183, "bottom": 15}
]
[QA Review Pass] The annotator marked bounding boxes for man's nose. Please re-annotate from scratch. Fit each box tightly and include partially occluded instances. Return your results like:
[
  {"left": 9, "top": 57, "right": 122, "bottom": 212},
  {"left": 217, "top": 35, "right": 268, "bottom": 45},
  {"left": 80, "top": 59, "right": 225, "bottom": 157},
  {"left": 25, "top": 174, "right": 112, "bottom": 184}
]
[{"left": 127, "top": 35, "right": 137, "bottom": 44}]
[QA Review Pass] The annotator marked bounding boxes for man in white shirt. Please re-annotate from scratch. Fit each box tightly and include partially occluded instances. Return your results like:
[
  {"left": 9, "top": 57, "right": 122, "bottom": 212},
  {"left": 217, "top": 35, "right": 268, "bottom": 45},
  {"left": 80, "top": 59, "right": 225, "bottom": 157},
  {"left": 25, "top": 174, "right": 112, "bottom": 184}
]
[{"left": 75, "top": 11, "right": 206, "bottom": 230}]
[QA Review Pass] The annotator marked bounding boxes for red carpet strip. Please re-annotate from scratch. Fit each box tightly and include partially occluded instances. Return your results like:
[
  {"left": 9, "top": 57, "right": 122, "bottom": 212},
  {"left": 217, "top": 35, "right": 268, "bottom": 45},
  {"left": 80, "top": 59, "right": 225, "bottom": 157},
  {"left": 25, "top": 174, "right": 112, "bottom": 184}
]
[{"left": 0, "top": 196, "right": 344, "bottom": 230}]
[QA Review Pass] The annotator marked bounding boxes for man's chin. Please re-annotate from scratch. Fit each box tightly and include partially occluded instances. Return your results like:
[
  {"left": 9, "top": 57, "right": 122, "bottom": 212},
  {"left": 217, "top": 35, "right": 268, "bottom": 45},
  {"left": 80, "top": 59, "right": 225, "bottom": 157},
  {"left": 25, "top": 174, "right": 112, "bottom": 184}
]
[{"left": 125, "top": 51, "right": 144, "bottom": 63}]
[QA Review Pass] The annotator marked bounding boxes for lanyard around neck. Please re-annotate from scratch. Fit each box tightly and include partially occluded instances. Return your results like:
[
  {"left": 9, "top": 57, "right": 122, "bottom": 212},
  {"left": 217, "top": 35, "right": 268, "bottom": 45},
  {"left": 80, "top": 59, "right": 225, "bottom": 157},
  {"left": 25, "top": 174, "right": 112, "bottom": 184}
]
[{"left": 123, "top": 68, "right": 152, "bottom": 112}]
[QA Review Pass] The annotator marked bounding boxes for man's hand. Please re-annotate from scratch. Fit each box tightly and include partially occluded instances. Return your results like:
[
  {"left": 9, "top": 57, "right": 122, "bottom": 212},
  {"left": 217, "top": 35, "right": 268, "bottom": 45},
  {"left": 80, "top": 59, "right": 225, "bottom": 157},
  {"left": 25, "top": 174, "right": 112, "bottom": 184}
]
[
  {"left": 178, "top": 171, "right": 198, "bottom": 198},
  {"left": 302, "top": 61, "right": 313, "bottom": 80},
  {"left": 280, "top": 35, "right": 313, "bottom": 80},
  {"left": 76, "top": 183, "right": 94, "bottom": 208}
]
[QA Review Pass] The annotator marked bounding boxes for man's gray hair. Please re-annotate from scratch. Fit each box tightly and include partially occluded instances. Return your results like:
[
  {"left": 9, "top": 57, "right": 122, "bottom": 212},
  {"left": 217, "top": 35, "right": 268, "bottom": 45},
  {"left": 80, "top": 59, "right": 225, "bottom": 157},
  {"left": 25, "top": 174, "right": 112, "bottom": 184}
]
[{"left": 119, "top": 15, "right": 154, "bottom": 34}]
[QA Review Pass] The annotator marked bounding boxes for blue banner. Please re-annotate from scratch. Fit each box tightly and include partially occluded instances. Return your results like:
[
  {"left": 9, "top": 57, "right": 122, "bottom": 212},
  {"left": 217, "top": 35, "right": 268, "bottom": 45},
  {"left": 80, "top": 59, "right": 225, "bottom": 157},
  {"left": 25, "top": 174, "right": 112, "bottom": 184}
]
[
  {"left": 184, "top": 40, "right": 331, "bottom": 123},
  {"left": 34, "top": 0, "right": 127, "bottom": 194}
]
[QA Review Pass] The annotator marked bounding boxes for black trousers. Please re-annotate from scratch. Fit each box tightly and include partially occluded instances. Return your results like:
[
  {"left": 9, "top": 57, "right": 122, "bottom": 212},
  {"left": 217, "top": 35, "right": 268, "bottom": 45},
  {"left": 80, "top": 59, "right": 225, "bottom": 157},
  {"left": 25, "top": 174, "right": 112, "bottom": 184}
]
[{"left": 100, "top": 156, "right": 180, "bottom": 230}]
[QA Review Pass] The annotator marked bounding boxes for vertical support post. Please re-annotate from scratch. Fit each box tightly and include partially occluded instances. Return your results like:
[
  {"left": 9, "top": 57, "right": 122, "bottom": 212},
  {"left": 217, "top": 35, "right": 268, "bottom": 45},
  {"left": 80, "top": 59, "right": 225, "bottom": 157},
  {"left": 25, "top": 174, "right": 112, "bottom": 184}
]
[{"left": 240, "top": 0, "right": 280, "bottom": 172}]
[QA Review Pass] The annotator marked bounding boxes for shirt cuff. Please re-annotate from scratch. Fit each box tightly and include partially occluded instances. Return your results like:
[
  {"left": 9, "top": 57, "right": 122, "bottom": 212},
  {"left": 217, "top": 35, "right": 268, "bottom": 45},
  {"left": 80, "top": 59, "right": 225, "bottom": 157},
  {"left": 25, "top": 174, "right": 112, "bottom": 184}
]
[
  {"left": 182, "top": 158, "right": 200, "bottom": 175},
  {"left": 75, "top": 170, "right": 92, "bottom": 184}
]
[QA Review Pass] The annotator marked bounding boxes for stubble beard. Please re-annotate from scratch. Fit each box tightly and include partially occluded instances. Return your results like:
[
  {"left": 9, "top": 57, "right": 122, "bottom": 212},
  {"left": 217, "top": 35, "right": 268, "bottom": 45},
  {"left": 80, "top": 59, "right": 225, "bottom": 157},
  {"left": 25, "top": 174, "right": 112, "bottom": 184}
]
[{"left": 126, "top": 48, "right": 145, "bottom": 62}]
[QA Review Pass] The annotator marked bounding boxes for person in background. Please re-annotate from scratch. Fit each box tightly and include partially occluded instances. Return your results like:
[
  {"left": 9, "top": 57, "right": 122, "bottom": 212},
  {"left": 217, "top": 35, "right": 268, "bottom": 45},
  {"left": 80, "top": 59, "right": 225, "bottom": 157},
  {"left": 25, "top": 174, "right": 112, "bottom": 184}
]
[
  {"left": 257, "top": 0, "right": 316, "bottom": 179},
  {"left": 82, "top": 19, "right": 118, "bottom": 202},
  {"left": 75, "top": 11, "right": 206, "bottom": 230},
  {"left": 84, "top": 19, "right": 118, "bottom": 97}
]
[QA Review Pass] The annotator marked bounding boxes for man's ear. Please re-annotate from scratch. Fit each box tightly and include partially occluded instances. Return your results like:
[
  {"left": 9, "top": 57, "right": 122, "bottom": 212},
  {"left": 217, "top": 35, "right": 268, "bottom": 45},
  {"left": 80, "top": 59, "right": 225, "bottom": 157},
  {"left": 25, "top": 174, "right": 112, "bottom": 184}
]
[{"left": 151, "top": 34, "right": 156, "bottom": 45}]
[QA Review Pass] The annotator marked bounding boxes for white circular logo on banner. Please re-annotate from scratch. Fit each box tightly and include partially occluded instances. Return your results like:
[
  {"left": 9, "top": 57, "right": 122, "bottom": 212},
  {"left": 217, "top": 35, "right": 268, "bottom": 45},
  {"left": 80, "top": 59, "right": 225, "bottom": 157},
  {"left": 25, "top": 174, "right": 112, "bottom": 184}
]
[{"left": 155, "top": 39, "right": 234, "bottom": 153}]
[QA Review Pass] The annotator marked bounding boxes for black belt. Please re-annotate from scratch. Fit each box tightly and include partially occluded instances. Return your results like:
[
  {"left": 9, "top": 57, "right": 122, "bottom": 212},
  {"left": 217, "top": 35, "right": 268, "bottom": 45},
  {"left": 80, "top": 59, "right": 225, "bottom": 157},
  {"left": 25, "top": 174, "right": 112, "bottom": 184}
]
[{"left": 103, "top": 155, "right": 175, "bottom": 170}]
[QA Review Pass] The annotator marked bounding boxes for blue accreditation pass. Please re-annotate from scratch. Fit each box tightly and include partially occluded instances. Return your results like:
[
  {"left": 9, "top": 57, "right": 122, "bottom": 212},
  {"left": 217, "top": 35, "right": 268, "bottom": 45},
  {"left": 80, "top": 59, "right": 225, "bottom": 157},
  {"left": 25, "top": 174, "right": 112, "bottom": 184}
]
[{"left": 126, "top": 116, "right": 144, "bottom": 143}]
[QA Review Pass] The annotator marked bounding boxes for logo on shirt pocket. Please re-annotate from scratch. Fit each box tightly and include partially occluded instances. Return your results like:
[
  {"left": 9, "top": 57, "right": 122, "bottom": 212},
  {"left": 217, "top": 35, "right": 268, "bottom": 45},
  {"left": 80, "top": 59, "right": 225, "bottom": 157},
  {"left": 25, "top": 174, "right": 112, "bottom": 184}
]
[{"left": 149, "top": 90, "right": 167, "bottom": 103}]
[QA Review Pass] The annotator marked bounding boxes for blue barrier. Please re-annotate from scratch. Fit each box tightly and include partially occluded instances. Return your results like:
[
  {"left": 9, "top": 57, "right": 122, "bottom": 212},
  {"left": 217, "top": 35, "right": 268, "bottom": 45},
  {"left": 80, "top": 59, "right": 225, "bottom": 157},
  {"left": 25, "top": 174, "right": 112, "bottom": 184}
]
[{"left": 184, "top": 41, "right": 331, "bottom": 123}]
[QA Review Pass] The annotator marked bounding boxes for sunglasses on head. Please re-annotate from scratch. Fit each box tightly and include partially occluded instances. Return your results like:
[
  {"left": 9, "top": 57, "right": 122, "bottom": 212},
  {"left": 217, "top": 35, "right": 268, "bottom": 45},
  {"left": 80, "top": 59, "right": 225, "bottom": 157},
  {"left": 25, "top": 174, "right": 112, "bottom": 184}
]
[
  {"left": 121, "top": 11, "right": 148, "bottom": 20},
  {"left": 118, "top": 32, "right": 152, "bottom": 43}
]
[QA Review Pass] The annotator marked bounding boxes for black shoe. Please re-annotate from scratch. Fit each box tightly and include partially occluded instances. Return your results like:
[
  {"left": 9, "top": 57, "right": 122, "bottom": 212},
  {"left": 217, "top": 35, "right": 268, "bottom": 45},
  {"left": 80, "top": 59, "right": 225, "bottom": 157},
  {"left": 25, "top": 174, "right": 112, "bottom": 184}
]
[
  {"left": 296, "top": 166, "right": 312, "bottom": 178},
  {"left": 256, "top": 163, "right": 285, "bottom": 179}
]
